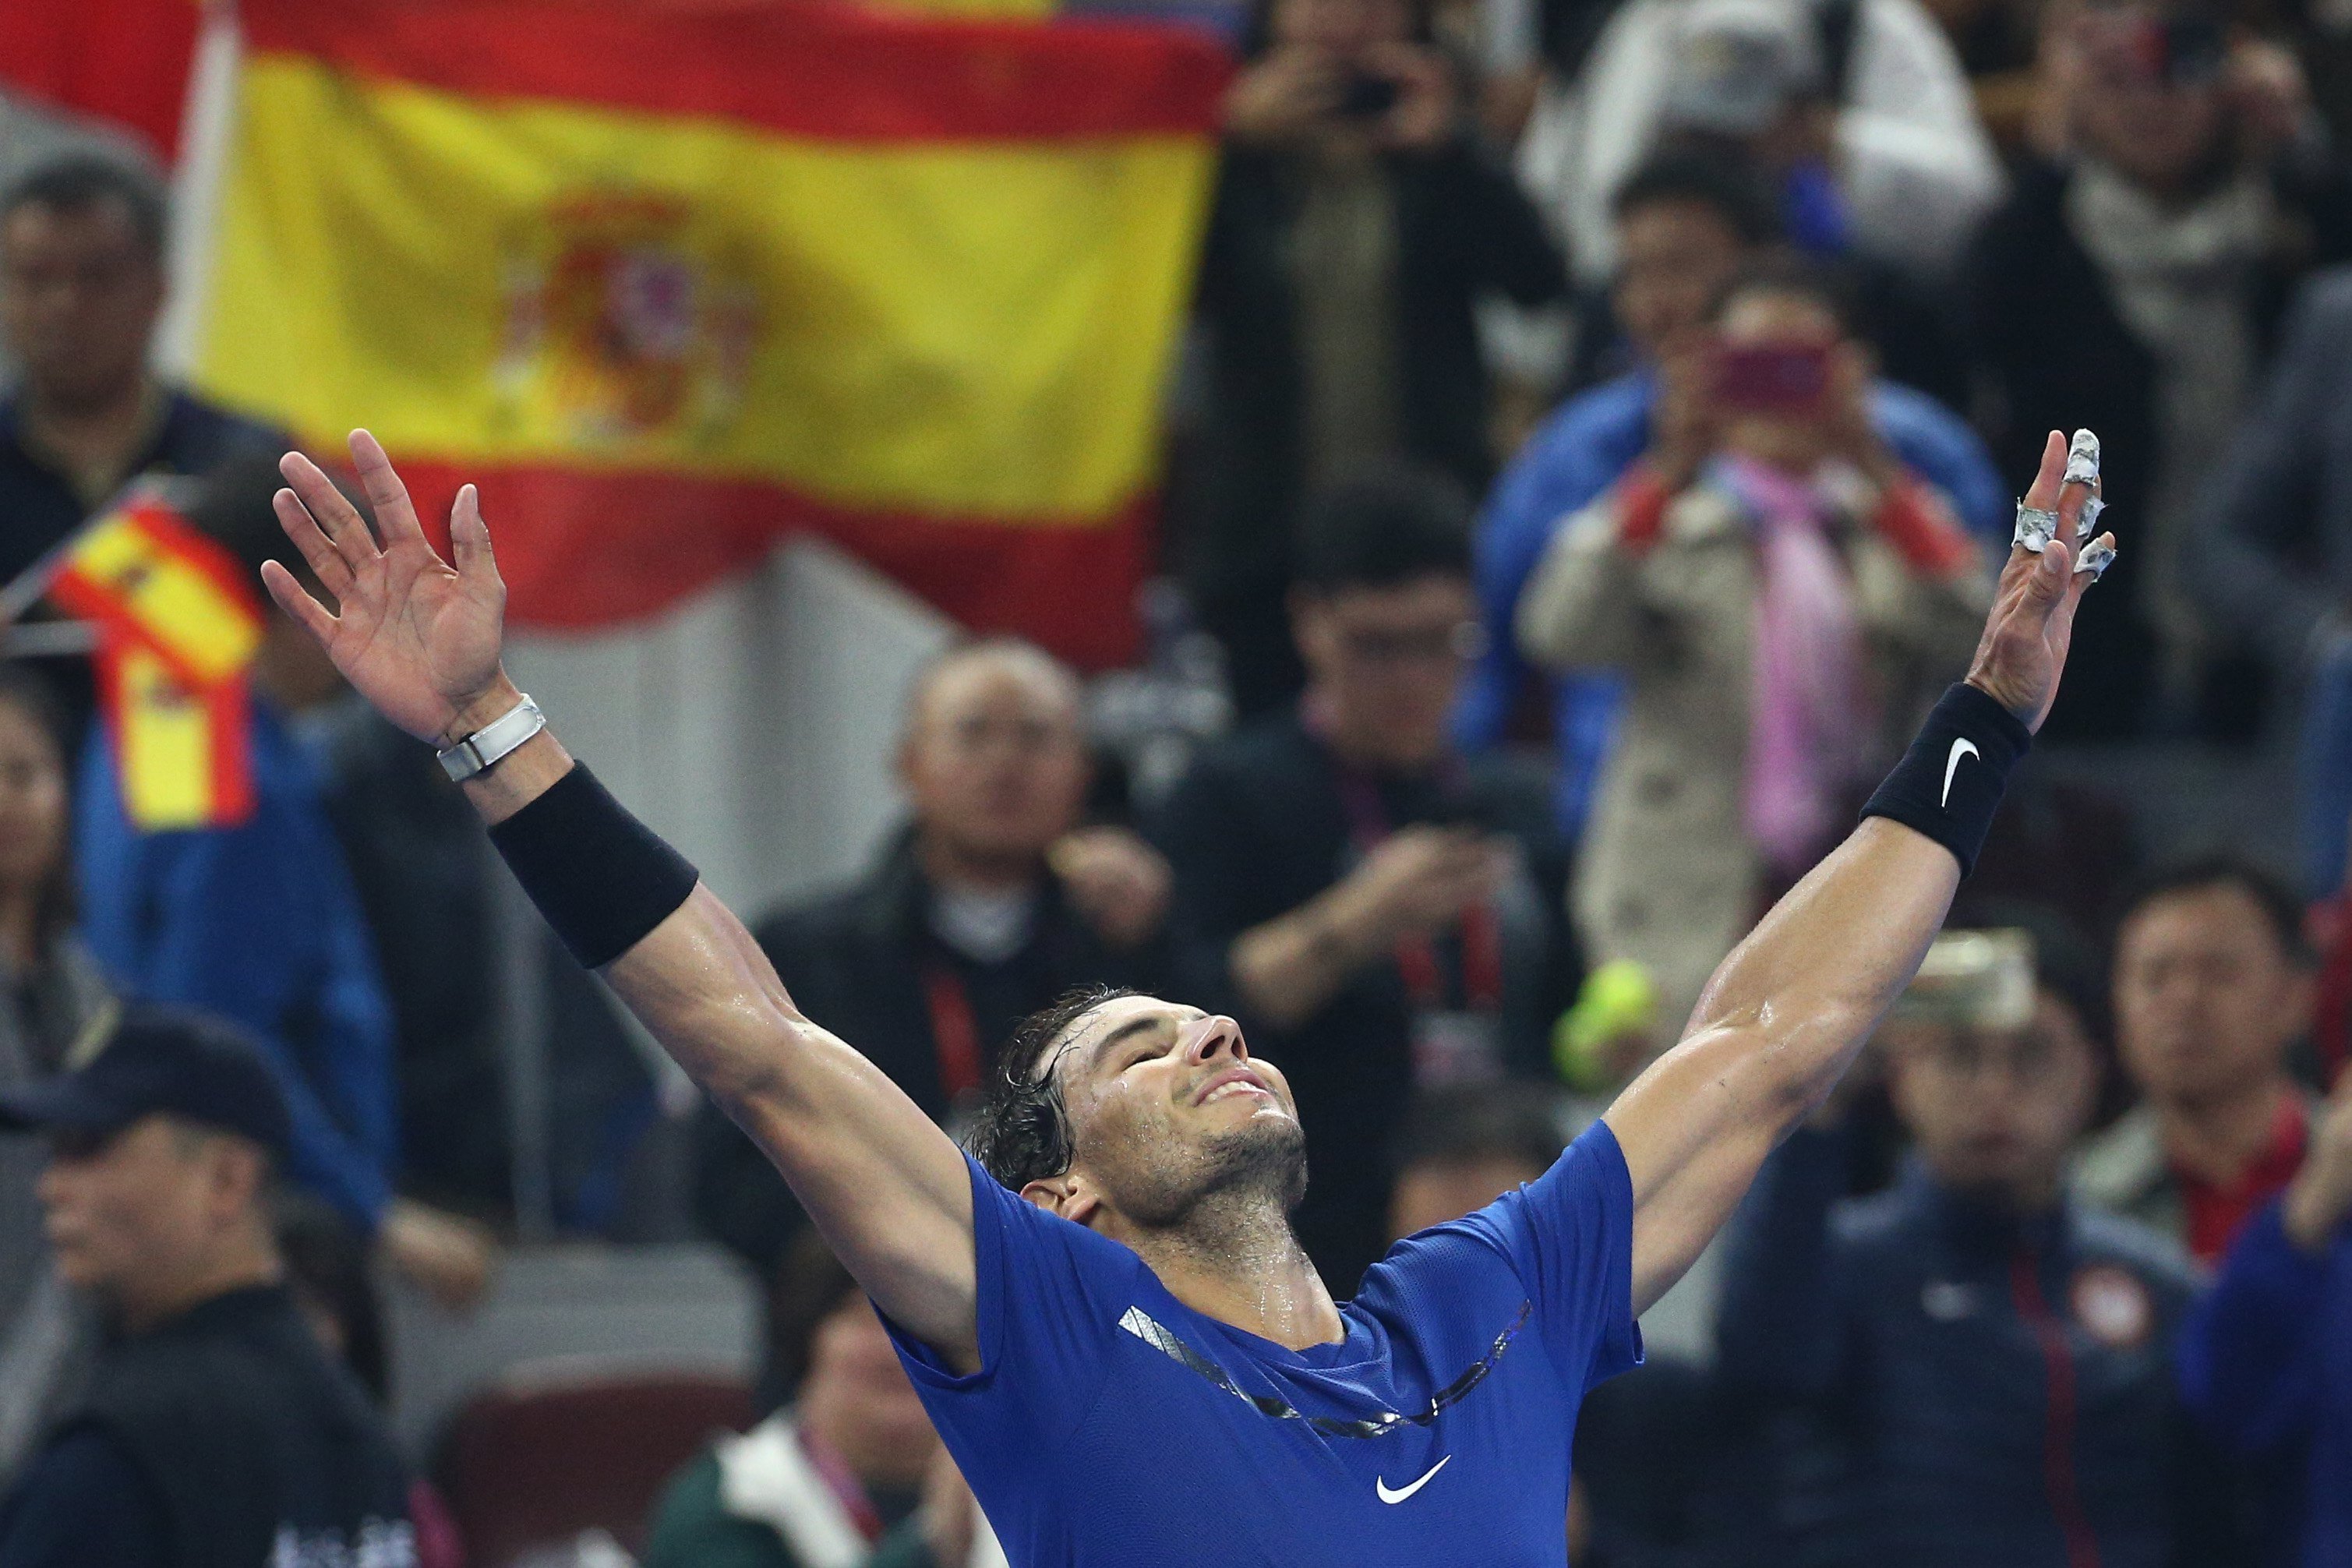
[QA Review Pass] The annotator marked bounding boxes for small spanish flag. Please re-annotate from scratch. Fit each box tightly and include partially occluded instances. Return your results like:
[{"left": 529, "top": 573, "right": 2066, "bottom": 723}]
[
  {"left": 47, "top": 498, "right": 264, "bottom": 688},
  {"left": 47, "top": 498, "right": 263, "bottom": 831}
]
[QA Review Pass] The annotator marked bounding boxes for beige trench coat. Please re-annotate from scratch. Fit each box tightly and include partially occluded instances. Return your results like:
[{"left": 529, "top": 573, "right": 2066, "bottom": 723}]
[{"left": 1517, "top": 477, "right": 1990, "bottom": 1042}]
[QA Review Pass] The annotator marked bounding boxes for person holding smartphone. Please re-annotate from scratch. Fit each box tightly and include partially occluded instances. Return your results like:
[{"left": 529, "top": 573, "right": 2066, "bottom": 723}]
[
  {"left": 1179, "top": 0, "right": 1569, "bottom": 719},
  {"left": 1516, "top": 255, "right": 1990, "bottom": 1055}
]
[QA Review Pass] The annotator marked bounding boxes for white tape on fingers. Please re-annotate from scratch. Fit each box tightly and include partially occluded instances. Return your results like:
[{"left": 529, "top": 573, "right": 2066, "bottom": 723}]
[
  {"left": 2078, "top": 538, "right": 2116, "bottom": 578},
  {"left": 2064, "top": 429, "right": 2101, "bottom": 489},
  {"left": 2015, "top": 503, "right": 2062, "bottom": 552},
  {"left": 2078, "top": 495, "right": 2105, "bottom": 539}
]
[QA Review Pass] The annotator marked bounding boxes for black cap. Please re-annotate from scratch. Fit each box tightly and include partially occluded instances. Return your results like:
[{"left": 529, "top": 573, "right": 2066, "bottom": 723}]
[{"left": 0, "top": 1005, "right": 293, "bottom": 1157}]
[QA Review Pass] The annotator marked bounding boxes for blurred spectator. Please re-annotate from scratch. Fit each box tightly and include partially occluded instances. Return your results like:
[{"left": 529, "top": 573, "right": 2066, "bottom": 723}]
[
  {"left": 1387, "top": 1079, "right": 1566, "bottom": 1239},
  {"left": 1538, "top": 0, "right": 1998, "bottom": 289},
  {"left": 1965, "top": 0, "right": 2352, "bottom": 740},
  {"left": 0, "top": 1009, "right": 416, "bottom": 1567},
  {"left": 697, "top": 639, "right": 1171, "bottom": 1278},
  {"left": 72, "top": 455, "right": 496, "bottom": 1311},
  {"left": 1717, "top": 931, "right": 2250, "bottom": 1568},
  {"left": 1463, "top": 151, "right": 2004, "bottom": 836},
  {"left": 0, "top": 666, "right": 111, "bottom": 1486},
  {"left": 1155, "top": 465, "right": 1577, "bottom": 1291},
  {"left": 276, "top": 582, "right": 508, "bottom": 1220},
  {"left": 2180, "top": 1063, "right": 2352, "bottom": 1568},
  {"left": 643, "top": 1226, "right": 998, "bottom": 1568},
  {"left": 274, "top": 1196, "right": 466, "bottom": 1568},
  {"left": 1178, "top": 0, "right": 1568, "bottom": 715},
  {"left": 2186, "top": 269, "right": 2352, "bottom": 892},
  {"left": 1648, "top": 0, "right": 2003, "bottom": 294},
  {"left": 0, "top": 156, "right": 284, "bottom": 588},
  {"left": 2078, "top": 857, "right": 2318, "bottom": 1263},
  {"left": 1516, "top": 258, "right": 1987, "bottom": 1044},
  {"left": 1923, "top": 0, "right": 2046, "bottom": 153}
]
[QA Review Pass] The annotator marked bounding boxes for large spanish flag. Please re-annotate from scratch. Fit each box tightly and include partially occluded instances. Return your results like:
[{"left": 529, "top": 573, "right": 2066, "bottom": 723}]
[{"left": 192, "top": 0, "right": 1228, "bottom": 667}]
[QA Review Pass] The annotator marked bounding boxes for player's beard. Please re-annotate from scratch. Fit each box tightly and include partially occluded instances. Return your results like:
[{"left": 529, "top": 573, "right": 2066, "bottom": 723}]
[
  {"left": 1196, "top": 1115, "right": 1309, "bottom": 1213},
  {"left": 1118, "top": 1114, "right": 1309, "bottom": 1231}
]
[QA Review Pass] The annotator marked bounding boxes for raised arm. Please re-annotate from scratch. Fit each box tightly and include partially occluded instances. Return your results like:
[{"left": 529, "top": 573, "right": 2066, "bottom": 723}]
[
  {"left": 261, "top": 433, "right": 979, "bottom": 1366},
  {"left": 1603, "top": 429, "right": 2109, "bottom": 1313}
]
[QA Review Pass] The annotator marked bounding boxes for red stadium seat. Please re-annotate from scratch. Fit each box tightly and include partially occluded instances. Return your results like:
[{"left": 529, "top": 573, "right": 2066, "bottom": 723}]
[{"left": 436, "top": 1362, "right": 756, "bottom": 1568}]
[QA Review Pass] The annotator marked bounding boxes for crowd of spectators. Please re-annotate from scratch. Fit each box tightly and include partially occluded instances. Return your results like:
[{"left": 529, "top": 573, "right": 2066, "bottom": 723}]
[{"left": 8, "top": 0, "right": 2352, "bottom": 1556}]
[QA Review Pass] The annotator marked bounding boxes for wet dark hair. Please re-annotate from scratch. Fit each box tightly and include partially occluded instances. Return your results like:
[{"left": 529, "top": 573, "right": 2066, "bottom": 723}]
[
  {"left": 0, "top": 663, "right": 76, "bottom": 957},
  {"left": 1612, "top": 148, "right": 1782, "bottom": 247},
  {"left": 968, "top": 984, "right": 1139, "bottom": 1189},
  {"left": 1, "top": 154, "right": 168, "bottom": 263},
  {"left": 2116, "top": 854, "right": 2311, "bottom": 966},
  {"left": 1292, "top": 463, "right": 1472, "bottom": 597},
  {"left": 1393, "top": 1083, "right": 1566, "bottom": 1178}
]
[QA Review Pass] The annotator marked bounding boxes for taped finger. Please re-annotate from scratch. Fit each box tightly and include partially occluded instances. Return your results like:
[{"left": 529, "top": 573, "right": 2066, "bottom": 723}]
[
  {"left": 2015, "top": 503, "right": 2063, "bottom": 553},
  {"left": 2063, "top": 429, "right": 2101, "bottom": 490},
  {"left": 2078, "top": 537, "right": 2117, "bottom": 578}
]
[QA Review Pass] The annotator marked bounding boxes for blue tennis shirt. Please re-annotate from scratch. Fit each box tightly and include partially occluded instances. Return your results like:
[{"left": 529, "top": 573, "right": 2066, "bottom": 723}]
[{"left": 888, "top": 1121, "right": 1643, "bottom": 1566}]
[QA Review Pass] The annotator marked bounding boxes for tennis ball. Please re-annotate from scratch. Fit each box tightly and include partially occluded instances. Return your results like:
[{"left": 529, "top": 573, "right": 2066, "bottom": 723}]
[{"left": 1553, "top": 960, "right": 1659, "bottom": 1090}]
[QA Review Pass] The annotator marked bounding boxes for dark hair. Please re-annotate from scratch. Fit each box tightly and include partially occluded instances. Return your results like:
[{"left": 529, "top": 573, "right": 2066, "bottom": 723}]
[
  {"left": 1949, "top": 896, "right": 2114, "bottom": 1049},
  {"left": 762, "top": 1225, "right": 863, "bottom": 1407},
  {"left": 273, "top": 1192, "right": 390, "bottom": 1403},
  {"left": 1, "top": 154, "right": 168, "bottom": 263},
  {"left": 968, "top": 984, "right": 1139, "bottom": 1189},
  {"left": 1393, "top": 1083, "right": 1566, "bottom": 1178},
  {"left": 1235, "top": 0, "right": 1433, "bottom": 58},
  {"left": 2116, "top": 854, "right": 2311, "bottom": 966},
  {"left": 1292, "top": 464, "right": 1472, "bottom": 597},
  {"left": 0, "top": 663, "right": 76, "bottom": 957},
  {"left": 1707, "top": 250, "right": 1860, "bottom": 337},
  {"left": 1611, "top": 148, "right": 1782, "bottom": 247}
]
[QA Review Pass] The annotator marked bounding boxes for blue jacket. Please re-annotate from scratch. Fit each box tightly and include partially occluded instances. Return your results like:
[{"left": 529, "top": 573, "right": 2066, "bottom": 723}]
[
  {"left": 75, "top": 701, "right": 397, "bottom": 1231},
  {"left": 2181, "top": 1199, "right": 2352, "bottom": 1568},
  {"left": 1460, "top": 372, "right": 2009, "bottom": 830},
  {"left": 1718, "top": 1127, "right": 2248, "bottom": 1568}
]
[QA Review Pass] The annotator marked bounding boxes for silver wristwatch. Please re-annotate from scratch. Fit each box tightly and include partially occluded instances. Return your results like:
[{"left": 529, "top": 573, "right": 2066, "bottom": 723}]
[{"left": 436, "top": 694, "right": 546, "bottom": 782}]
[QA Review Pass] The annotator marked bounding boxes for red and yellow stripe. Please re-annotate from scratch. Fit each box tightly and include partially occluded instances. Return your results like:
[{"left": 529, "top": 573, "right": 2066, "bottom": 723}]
[{"left": 194, "top": 0, "right": 1229, "bottom": 666}]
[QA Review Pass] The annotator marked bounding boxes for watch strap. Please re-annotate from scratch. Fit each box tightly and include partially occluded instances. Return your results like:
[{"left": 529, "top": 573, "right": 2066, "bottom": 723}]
[{"left": 437, "top": 694, "right": 546, "bottom": 782}]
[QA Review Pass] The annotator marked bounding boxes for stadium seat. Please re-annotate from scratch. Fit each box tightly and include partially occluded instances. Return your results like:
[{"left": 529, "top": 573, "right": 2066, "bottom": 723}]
[{"left": 437, "top": 1363, "right": 756, "bottom": 1568}]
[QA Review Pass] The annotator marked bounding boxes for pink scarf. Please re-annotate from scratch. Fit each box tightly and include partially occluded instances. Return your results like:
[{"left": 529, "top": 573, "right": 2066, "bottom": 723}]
[{"left": 1715, "top": 455, "right": 1865, "bottom": 877}]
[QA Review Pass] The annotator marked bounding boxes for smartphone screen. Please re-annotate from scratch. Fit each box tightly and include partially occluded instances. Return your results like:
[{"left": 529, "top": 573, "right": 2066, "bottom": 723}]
[{"left": 1712, "top": 344, "right": 1832, "bottom": 414}]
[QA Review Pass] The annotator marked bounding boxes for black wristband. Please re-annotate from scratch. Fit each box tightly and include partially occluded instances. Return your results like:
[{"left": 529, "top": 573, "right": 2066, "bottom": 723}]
[
  {"left": 487, "top": 763, "right": 700, "bottom": 969},
  {"left": 1859, "top": 683, "right": 2031, "bottom": 876}
]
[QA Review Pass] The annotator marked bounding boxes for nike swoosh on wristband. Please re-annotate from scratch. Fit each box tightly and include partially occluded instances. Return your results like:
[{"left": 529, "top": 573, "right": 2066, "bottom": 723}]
[
  {"left": 1941, "top": 738, "right": 1980, "bottom": 810},
  {"left": 1376, "top": 1455, "right": 1451, "bottom": 1505}
]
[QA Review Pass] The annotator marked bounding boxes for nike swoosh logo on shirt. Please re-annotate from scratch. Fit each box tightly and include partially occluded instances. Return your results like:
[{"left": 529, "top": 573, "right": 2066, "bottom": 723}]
[
  {"left": 1376, "top": 1455, "right": 1451, "bottom": 1505},
  {"left": 1941, "top": 738, "right": 1979, "bottom": 810}
]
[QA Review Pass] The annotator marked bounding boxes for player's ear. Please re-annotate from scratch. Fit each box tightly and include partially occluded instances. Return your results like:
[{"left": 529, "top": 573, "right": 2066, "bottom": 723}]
[{"left": 1019, "top": 1173, "right": 1101, "bottom": 1227}]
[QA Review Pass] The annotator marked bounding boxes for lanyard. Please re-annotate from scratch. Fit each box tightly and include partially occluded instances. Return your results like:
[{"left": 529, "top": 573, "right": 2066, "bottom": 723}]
[
  {"left": 1318, "top": 729, "right": 1506, "bottom": 1016},
  {"left": 796, "top": 1424, "right": 886, "bottom": 1544},
  {"left": 923, "top": 962, "right": 987, "bottom": 1104}
]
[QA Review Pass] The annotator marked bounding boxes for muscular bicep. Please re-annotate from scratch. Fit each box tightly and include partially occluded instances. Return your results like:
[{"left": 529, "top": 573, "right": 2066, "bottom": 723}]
[{"left": 604, "top": 885, "right": 980, "bottom": 1367}]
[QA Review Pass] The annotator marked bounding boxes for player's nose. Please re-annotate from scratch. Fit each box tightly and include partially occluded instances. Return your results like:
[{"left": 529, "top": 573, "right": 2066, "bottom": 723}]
[{"left": 1184, "top": 1014, "right": 1246, "bottom": 1065}]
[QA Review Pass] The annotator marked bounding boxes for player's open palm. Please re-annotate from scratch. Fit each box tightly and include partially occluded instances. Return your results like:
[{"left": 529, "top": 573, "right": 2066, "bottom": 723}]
[
  {"left": 1965, "top": 429, "right": 2117, "bottom": 734},
  {"left": 260, "top": 429, "right": 510, "bottom": 747}
]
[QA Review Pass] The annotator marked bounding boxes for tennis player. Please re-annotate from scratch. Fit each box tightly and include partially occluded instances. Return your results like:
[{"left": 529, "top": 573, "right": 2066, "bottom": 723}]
[{"left": 264, "top": 426, "right": 2110, "bottom": 1567}]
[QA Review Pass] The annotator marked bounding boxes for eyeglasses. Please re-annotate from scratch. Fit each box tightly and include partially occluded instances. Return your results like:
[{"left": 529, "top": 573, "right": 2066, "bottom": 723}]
[{"left": 1915, "top": 1031, "right": 2071, "bottom": 1084}]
